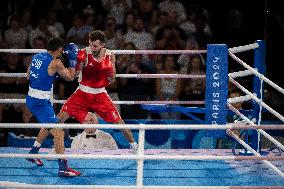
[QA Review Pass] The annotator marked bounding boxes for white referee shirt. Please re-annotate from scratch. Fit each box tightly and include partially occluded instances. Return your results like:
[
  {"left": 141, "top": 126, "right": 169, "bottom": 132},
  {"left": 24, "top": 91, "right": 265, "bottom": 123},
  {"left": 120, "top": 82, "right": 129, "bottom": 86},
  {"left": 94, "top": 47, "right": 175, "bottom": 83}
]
[{"left": 71, "top": 130, "right": 118, "bottom": 150}]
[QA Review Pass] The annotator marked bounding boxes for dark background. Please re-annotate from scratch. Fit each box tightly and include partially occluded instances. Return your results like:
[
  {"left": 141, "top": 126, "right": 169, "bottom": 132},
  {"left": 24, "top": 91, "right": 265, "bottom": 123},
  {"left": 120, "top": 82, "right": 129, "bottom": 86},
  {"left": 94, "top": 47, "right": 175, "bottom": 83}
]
[{"left": 1, "top": 0, "right": 282, "bottom": 83}]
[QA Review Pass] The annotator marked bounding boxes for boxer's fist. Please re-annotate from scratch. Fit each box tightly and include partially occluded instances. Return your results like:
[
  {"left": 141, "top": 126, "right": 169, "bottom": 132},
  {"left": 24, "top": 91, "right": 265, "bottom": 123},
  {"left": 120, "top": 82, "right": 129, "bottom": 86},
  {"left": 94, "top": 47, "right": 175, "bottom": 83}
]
[
  {"left": 75, "top": 49, "right": 87, "bottom": 71},
  {"left": 77, "top": 49, "right": 86, "bottom": 63},
  {"left": 64, "top": 43, "right": 79, "bottom": 68}
]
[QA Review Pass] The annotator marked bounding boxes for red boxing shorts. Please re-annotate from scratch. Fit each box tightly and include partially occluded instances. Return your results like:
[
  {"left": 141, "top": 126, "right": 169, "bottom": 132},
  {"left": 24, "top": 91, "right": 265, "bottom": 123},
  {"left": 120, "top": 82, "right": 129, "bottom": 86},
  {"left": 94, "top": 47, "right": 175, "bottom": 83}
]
[{"left": 62, "top": 89, "right": 121, "bottom": 123}]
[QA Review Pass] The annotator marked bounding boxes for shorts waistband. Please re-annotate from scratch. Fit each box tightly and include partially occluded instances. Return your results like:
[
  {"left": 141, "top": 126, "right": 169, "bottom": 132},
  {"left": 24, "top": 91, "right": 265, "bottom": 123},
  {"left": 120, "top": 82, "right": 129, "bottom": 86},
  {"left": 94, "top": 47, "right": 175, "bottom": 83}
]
[
  {"left": 28, "top": 86, "right": 51, "bottom": 100},
  {"left": 78, "top": 84, "right": 106, "bottom": 94}
]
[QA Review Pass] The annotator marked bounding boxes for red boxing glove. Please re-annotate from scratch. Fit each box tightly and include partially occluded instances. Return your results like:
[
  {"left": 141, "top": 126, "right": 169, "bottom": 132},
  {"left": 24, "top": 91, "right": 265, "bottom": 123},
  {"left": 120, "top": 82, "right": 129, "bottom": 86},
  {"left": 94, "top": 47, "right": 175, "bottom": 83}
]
[
  {"left": 76, "top": 49, "right": 86, "bottom": 71},
  {"left": 77, "top": 49, "right": 86, "bottom": 63},
  {"left": 101, "top": 58, "right": 114, "bottom": 84}
]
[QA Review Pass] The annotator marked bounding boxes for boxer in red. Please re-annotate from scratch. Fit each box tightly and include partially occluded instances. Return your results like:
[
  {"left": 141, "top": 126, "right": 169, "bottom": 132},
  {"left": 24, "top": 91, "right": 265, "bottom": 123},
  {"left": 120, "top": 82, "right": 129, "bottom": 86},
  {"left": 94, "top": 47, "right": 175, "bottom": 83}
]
[{"left": 57, "top": 30, "right": 138, "bottom": 152}]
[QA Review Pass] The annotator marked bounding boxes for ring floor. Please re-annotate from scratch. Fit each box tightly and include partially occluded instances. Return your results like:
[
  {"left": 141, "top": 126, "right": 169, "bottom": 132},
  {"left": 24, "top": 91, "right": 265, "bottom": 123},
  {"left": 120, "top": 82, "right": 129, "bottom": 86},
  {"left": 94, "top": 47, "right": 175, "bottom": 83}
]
[{"left": 0, "top": 148, "right": 283, "bottom": 187}]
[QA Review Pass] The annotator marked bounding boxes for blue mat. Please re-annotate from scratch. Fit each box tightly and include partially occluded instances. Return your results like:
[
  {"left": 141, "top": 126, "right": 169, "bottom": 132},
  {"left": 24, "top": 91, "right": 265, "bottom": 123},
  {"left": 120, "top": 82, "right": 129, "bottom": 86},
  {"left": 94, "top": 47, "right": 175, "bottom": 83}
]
[{"left": 0, "top": 148, "right": 283, "bottom": 187}]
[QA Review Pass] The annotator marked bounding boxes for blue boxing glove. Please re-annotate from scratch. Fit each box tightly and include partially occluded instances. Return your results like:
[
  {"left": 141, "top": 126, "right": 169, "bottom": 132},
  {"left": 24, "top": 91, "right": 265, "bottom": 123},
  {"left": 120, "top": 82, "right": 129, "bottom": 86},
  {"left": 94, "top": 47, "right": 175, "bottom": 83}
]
[{"left": 64, "top": 43, "right": 79, "bottom": 68}]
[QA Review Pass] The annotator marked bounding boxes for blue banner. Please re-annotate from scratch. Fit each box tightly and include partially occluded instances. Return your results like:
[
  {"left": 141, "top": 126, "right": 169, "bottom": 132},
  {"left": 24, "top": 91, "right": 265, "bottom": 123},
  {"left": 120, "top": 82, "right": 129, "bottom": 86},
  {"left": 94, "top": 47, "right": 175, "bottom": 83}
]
[{"left": 205, "top": 44, "right": 228, "bottom": 137}]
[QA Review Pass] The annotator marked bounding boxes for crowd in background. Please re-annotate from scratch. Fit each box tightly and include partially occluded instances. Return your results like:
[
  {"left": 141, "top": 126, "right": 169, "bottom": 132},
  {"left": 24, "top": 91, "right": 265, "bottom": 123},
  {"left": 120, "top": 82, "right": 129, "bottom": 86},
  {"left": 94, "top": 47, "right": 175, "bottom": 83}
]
[{"left": 0, "top": 0, "right": 283, "bottom": 143}]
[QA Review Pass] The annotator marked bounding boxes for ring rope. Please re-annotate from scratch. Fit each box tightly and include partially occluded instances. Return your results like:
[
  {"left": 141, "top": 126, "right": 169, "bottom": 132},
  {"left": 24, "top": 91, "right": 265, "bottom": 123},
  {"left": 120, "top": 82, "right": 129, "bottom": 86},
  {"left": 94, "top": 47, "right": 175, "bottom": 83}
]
[
  {"left": 0, "top": 153, "right": 283, "bottom": 161},
  {"left": 0, "top": 73, "right": 206, "bottom": 79},
  {"left": 257, "top": 79, "right": 264, "bottom": 150},
  {"left": 229, "top": 76, "right": 284, "bottom": 122},
  {"left": 228, "top": 43, "right": 259, "bottom": 54},
  {"left": 0, "top": 123, "right": 283, "bottom": 130},
  {"left": 226, "top": 128, "right": 284, "bottom": 179},
  {"left": 225, "top": 105, "right": 284, "bottom": 179},
  {"left": 228, "top": 69, "right": 255, "bottom": 79},
  {"left": 228, "top": 51, "right": 284, "bottom": 95},
  {"left": 227, "top": 103, "right": 284, "bottom": 152},
  {"left": 227, "top": 94, "right": 252, "bottom": 104},
  {"left": 117, "top": 74, "right": 206, "bottom": 79},
  {"left": 0, "top": 49, "right": 207, "bottom": 54},
  {"left": 0, "top": 99, "right": 205, "bottom": 105}
]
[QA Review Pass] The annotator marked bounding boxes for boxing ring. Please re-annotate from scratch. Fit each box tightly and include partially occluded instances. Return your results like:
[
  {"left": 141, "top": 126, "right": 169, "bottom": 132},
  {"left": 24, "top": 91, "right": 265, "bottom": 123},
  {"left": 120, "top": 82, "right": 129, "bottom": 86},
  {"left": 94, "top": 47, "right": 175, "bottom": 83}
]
[{"left": 0, "top": 41, "right": 284, "bottom": 188}]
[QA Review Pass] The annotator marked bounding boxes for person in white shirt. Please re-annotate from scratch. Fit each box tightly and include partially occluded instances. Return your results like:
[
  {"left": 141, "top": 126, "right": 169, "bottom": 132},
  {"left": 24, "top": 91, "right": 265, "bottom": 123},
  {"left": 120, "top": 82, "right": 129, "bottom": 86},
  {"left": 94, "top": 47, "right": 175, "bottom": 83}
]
[
  {"left": 71, "top": 128, "right": 118, "bottom": 150},
  {"left": 48, "top": 128, "right": 118, "bottom": 158}
]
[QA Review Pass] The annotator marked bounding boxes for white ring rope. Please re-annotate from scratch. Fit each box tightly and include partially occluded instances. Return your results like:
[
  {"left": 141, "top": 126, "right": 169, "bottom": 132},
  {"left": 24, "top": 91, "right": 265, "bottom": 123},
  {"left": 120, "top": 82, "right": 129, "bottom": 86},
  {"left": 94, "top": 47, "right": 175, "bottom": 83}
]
[
  {"left": 257, "top": 79, "right": 264, "bottom": 150},
  {"left": 228, "top": 69, "right": 255, "bottom": 79},
  {"left": 0, "top": 153, "right": 283, "bottom": 161},
  {"left": 0, "top": 73, "right": 26, "bottom": 77},
  {"left": 0, "top": 99, "right": 204, "bottom": 105},
  {"left": 226, "top": 128, "right": 284, "bottom": 179},
  {"left": 0, "top": 49, "right": 47, "bottom": 53},
  {"left": 0, "top": 123, "right": 283, "bottom": 130},
  {"left": 226, "top": 104, "right": 284, "bottom": 178},
  {"left": 229, "top": 76, "right": 284, "bottom": 122},
  {"left": 0, "top": 73, "right": 206, "bottom": 79},
  {"left": 227, "top": 103, "right": 284, "bottom": 152},
  {"left": 228, "top": 43, "right": 259, "bottom": 53},
  {"left": 227, "top": 94, "right": 252, "bottom": 104},
  {"left": 117, "top": 74, "right": 206, "bottom": 79},
  {"left": 228, "top": 51, "right": 284, "bottom": 95},
  {"left": 0, "top": 49, "right": 207, "bottom": 54}
]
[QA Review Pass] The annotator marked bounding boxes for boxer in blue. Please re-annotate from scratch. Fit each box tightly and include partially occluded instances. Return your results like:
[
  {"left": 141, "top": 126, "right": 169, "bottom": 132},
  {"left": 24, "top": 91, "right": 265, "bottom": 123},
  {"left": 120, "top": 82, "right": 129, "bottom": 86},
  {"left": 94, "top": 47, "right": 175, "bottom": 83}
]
[{"left": 26, "top": 38, "right": 81, "bottom": 177}]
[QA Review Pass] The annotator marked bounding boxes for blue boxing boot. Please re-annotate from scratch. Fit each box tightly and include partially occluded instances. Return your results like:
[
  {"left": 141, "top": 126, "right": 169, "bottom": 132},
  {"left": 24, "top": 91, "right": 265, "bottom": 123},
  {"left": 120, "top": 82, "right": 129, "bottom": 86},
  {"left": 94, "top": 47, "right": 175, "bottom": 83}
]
[{"left": 26, "top": 141, "right": 43, "bottom": 166}]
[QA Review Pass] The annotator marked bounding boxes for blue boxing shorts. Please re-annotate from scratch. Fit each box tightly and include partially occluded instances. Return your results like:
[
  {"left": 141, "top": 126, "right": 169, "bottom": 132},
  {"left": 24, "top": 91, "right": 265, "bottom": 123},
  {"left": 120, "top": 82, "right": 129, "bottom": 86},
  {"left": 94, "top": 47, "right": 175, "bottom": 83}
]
[{"left": 26, "top": 95, "right": 58, "bottom": 123}]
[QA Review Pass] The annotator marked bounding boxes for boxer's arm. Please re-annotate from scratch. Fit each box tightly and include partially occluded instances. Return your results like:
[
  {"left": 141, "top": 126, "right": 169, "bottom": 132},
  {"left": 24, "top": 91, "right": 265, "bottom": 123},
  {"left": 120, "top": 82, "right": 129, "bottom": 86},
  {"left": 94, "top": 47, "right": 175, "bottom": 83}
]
[
  {"left": 51, "top": 59, "right": 75, "bottom": 81},
  {"left": 107, "top": 52, "right": 116, "bottom": 84}
]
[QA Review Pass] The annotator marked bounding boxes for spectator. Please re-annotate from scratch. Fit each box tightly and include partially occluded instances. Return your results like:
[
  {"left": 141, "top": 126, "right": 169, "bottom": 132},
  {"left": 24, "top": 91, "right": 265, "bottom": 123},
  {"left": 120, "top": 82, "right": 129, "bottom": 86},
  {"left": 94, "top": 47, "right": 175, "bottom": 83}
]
[
  {"left": 178, "top": 36, "right": 203, "bottom": 74},
  {"left": 104, "top": 17, "right": 124, "bottom": 49},
  {"left": 46, "top": 9, "right": 65, "bottom": 38},
  {"left": 101, "top": 0, "right": 132, "bottom": 26},
  {"left": 136, "top": 0, "right": 156, "bottom": 29},
  {"left": 66, "top": 14, "right": 93, "bottom": 48},
  {"left": 180, "top": 5, "right": 212, "bottom": 38},
  {"left": 192, "top": 15, "right": 212, "bottom": 49},
  {"left": 179, "top": 55, "right": 206, "bottom": 103},
  {"left": 0, "top": 53, "right": 31, "bottom": 136},
  {"left": 116, "top": 42, "right": 135, "bottom": 73},
  {"left": 4, "top": 15, "right": 28, "bottom": 48},
  {"left": 119, "top": 44, "right": 152, "bottom": 119},
  {"left": 28, "top": 17, "right": 49, "bottom": 48},
  {"left": 120, "top": 11, "right": 136, "bottom": 35},
  {"left": 124, "top": 17, "right": 154, "bottom": 50},
  {"left": 20, "top": 9, "right": 33, "bottom": 33},
  {"left": 151, "top": 12, "right": 168, "bottom": 36},
  {"left": 155, "top": 25, "right": 185, "bottom": 50},
  {"left": 158, "top": 0, "right": 186, "bottom": 24},
  {"left": 155, "top": 55, "right": 181, "bottom": 119}
]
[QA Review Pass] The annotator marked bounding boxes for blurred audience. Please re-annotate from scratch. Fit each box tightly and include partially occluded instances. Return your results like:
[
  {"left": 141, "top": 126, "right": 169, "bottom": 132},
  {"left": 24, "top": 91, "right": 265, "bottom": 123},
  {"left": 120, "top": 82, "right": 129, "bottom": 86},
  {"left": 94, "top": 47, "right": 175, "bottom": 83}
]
[{"left": 155, "top": 55, "right": 181, "bottom": 119}]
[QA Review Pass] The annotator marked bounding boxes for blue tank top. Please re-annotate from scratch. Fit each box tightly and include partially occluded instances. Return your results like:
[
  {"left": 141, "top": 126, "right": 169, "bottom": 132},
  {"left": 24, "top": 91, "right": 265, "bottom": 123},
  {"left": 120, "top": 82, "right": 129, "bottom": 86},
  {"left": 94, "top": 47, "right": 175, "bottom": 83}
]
[{"left": 29, "top": 52, "right": 57, "bottom": 91}]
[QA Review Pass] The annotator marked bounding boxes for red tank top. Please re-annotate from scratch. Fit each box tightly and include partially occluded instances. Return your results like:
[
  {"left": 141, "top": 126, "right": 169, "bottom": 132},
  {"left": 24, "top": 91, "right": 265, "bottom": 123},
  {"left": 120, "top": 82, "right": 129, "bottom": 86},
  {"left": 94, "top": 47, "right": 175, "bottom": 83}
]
[{"left": 79, "top": 48, "right": 113, "bottom": 88}]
